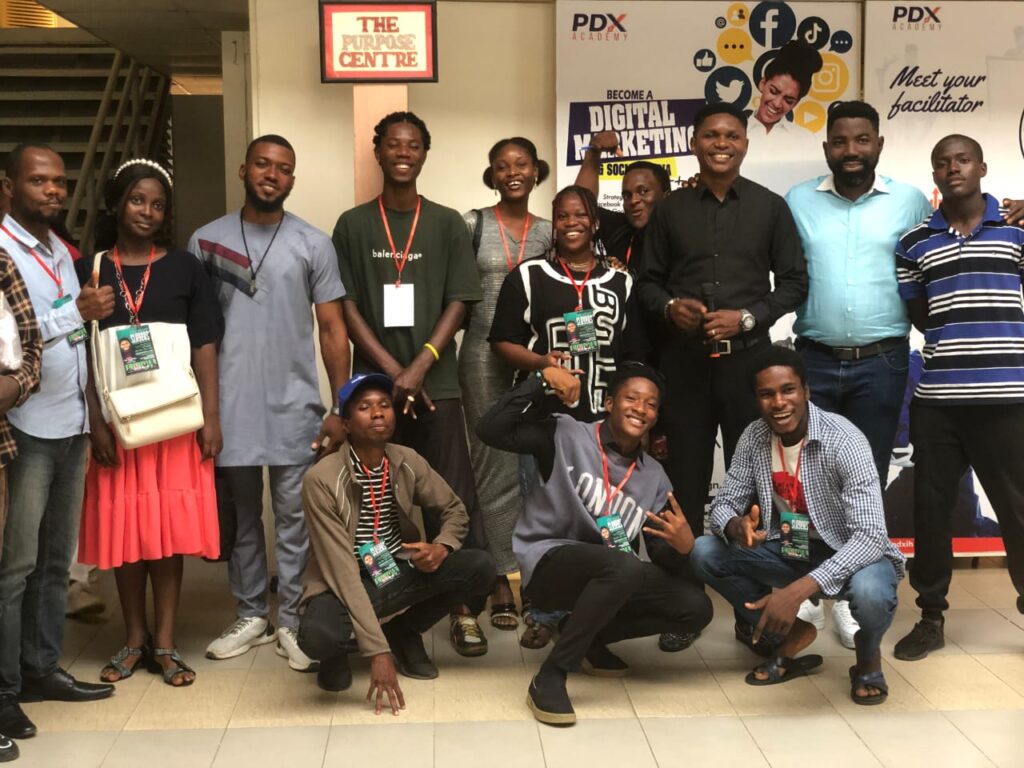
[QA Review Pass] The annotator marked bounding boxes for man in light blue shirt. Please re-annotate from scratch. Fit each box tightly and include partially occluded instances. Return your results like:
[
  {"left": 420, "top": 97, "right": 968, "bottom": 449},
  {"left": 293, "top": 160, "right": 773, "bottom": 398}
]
[
  {"left": 0, "top": 143, "right": 117, "bottom": 743},
  {"left": 784, "top": 102, "right": 931, "bottom": 649}
]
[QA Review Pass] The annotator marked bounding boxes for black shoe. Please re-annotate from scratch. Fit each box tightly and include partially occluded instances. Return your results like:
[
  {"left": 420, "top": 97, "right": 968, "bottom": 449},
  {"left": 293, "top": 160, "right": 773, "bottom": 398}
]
[
  {"left": 0, "top": 733, "right": 17, "bottom": 762},
  {"left": 658, "top": 631, "right": 700, "bottom": 653},
  {"left": 527, "top": 674, "right": 575, "bottom": 726},
  {"left": 894, "top": 618, "right": 945, "bottom": 661},
  {"left": 19, "top": 668, "right": 114, "bottom": 703},
  {"left": 384, "top": 622, "right": 438, "bottom": 680},
  {"left": 0, "top": 695, "right": 35, "bottom": 740},
  {"left": 316, "top": 654, "right": 352, "bottom": 692},
  {"left": 581, "top": 644, "right": 629, "bottom": 677}
]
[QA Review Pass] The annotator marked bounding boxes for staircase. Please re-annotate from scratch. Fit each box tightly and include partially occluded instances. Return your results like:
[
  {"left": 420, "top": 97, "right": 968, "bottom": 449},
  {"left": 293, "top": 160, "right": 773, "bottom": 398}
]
[{"left": 0, "top": 28, "right": 171, "bottom": 252}]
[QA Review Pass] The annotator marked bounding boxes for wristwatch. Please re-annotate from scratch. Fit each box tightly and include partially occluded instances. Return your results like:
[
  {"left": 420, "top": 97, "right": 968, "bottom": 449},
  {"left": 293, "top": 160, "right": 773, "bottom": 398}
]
[{"left": 739, "top": 309, "right": 756, "bottom": 332}]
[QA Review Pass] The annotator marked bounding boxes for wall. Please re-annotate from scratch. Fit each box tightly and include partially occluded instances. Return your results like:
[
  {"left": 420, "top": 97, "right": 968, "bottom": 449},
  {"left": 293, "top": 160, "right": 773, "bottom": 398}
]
[
  {"left": 247, "top": 0, "right": 555, "bottom": 232},
  {"left": 170, "top": 94, "right": 226, "bottom": 247}
]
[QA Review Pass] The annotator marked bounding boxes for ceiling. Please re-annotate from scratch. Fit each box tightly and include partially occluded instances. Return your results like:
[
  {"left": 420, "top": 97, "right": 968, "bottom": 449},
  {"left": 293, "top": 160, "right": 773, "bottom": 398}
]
[{"left": 38, "top": 0, "right": 248, "bottom": 82}]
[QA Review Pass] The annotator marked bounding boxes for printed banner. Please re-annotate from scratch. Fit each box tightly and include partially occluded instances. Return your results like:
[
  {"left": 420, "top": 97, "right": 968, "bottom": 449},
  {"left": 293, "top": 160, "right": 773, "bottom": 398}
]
[{"left": 556, "top": 0, "right": 862, "bottom": 202}]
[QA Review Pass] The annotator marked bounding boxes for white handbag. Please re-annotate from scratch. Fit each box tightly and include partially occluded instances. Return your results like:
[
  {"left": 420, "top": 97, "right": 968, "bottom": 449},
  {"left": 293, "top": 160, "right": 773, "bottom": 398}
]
[
  {"left": 89, "top": 251, "right": 204, "bottom": 449},
  {"left": 0, "top": 291, "right": 23, "bottom": 372}
]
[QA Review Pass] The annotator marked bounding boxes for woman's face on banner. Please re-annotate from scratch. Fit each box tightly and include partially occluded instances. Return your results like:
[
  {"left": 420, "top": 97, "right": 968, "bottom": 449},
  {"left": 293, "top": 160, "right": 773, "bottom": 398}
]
[{"left": 755, "top": 74, "right": 801, "bottom": 128}]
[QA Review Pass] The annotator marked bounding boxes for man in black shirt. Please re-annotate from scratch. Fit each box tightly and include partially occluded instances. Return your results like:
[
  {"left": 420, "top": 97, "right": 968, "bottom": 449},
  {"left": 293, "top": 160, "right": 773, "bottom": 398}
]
[
  {"left": 637, "top": 102, "right": 807, "bottom": 546},
  {"left": 575, "top": 132, "right": 672, "bottom": 273}
]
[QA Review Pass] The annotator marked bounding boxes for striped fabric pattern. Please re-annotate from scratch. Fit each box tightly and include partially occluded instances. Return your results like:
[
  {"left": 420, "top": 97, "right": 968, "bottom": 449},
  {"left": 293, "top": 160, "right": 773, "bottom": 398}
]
[
  {"left": 350, "top": 448, "right": 404, "bottom": 559},
  {"left": 896, "top": 194, "right": 1024, "bottom": 404},
  {"left": 195, "top": 238, "right": 254, "bottom": 296}
]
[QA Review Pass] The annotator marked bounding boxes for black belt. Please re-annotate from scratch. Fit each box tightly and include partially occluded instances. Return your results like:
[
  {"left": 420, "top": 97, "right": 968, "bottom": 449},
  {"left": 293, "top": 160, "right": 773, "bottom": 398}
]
[
  {"left": 797, "top": 336, "right": 905, "bottom": 361},
  {"left": 681, "top": 333, "right": 768, "bottom": 356}
]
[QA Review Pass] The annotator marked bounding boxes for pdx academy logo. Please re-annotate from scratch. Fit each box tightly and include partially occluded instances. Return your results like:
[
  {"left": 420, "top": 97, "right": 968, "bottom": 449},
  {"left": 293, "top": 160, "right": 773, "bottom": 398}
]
[
  {"left": 891, "top": 6, "right": 942, "bottom": 31},
  {"left": 570, "top": 12, "right": 628, "bottom": 42}
]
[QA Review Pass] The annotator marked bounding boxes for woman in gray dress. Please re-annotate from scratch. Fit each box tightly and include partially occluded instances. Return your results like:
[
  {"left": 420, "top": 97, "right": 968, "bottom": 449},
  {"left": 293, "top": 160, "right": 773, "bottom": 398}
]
[{"left": 460, "top": 137, "right": 551, "bottom": 632}]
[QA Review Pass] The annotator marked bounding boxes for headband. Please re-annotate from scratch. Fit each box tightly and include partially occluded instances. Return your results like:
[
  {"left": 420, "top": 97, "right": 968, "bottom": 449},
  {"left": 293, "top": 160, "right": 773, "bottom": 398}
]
[{"left": 113, "top": 158, "right": 173, "bottom": 190}]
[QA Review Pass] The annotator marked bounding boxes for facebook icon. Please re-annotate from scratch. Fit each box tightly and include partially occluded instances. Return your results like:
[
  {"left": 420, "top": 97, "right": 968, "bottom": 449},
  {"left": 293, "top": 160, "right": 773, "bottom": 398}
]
[{"left": 749, "top": 2, "right": 796, "bottom": 48}]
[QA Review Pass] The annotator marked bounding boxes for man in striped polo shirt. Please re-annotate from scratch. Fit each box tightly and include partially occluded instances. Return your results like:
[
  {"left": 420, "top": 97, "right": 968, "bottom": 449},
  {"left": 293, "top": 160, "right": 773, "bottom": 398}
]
[{"left": 893, "top": 134, "right": 1024, "bottom": 661}]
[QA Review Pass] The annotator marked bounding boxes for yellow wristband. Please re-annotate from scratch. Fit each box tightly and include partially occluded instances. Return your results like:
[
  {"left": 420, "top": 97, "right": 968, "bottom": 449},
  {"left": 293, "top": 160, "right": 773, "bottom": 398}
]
[{"left": 424, "top": 342, "right": 440, "bottom": 361}]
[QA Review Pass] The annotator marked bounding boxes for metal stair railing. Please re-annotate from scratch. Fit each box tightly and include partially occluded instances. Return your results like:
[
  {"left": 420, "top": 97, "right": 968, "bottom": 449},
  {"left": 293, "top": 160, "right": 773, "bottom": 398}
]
[{"left": 70, "top": 55, "right": 171, "bottom": 254}]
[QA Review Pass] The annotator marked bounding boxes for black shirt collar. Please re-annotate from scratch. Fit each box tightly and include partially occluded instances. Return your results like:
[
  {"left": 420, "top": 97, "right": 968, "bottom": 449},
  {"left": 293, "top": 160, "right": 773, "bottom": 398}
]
[{"left": 697, "top": 175, "right": 745, "bottom": 201}]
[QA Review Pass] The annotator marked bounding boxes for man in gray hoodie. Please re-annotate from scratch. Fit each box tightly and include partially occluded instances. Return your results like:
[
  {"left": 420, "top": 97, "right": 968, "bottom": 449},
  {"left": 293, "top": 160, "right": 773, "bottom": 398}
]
[{"left": 477, "top": 363, "right": 712, "bottom": 726}]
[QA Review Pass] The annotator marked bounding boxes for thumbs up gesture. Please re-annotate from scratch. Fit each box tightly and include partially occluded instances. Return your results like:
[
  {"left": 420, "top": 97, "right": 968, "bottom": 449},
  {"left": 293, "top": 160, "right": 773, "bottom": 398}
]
[
  {"left": 724, "top": 503, "right": 767, "bottom": 549},
  {"left": 75, "top": 270, "right": 115, "bottom": 321}
]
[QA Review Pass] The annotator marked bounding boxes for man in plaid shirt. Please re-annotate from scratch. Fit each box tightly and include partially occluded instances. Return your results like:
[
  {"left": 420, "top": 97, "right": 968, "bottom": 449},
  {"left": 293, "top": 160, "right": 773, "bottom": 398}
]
[
  {"left": 0, "top": 245, "right": 42, "bottom": 762},
  {"left": 691, "top": 345, "right": 904, "bottom": 705}
]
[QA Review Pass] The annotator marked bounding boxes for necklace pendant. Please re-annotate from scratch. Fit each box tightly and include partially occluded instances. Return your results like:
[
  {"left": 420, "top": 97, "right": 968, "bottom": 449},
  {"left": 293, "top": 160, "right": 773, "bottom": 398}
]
[{"left": 249, "top": 277, "right": 257, "bottom": 293}]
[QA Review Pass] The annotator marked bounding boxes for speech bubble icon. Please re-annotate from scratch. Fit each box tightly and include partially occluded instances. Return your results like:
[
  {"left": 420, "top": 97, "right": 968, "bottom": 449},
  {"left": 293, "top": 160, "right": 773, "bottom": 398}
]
[
  {"left": 829, "top": 29, "right": 853, "bottom": 54},
  {"left": 808, "top": 52, "right": 849, "bottom": 101},
  {"left": 726, "top": 2, "right": 750, "bottom": 26},
  {"left": 717, "top": 28, "right": 753, "bottom": 64}
]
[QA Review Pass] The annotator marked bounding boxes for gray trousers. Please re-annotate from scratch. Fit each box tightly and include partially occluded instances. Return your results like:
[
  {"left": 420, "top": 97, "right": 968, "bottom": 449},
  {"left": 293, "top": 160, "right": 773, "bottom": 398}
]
[{"left": 217, "top": 462, "right": 312, "bottom": 629}]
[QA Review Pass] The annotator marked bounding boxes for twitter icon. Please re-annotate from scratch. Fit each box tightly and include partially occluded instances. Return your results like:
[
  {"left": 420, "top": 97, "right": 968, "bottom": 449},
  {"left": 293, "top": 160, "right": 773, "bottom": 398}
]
[{"left": 704, "top": 66, "right": 751, "bottom": 107}]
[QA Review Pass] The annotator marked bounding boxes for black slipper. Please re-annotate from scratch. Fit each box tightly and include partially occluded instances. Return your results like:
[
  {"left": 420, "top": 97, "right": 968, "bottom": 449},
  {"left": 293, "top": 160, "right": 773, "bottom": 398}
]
[
  {"left": 744, "top": 654, "right": 823, "bottom": 686},
  {"left": 849, "top": 665, "right": 889, "bottom": 705}
]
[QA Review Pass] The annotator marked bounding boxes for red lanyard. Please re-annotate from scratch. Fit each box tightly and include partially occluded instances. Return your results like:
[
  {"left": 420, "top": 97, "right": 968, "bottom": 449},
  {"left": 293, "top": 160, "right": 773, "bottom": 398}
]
[
  {"left": 559, "top": 257, "right": 594, "bottom": 311},
  {"left": 625, "top": 235, "right": 634, "bottom": 266},
  {"left": 0, "top": 224, "right": 63, "bottom": 296},
  {"left": 595, "top": 422, "right": 637, "bottom": 517},
  {"left": 494, "top": 206, "right": 532, "bottom": 272},
  {"left": 776, "top": 438, "right": 804, "bottom": 507},
  {"left": 361, "top": 456, "right": 390, "bottom": 545},
  {"left": 378, "top": 195, "right": 421, "bottom": 287},
  {"left": 112, "top": 245, "right": 156, "bottom": 325}
]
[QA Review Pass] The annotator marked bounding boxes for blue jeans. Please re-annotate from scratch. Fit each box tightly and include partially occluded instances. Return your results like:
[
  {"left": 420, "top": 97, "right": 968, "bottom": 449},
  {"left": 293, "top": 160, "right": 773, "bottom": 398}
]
[
  {"left": 798, "top": 339, "right": 909, "bottom": 485},
  {"left": 0, "top": 428, "right": 87, "bottom": 694},
  {"left": 690, "top": 536, "right": 898, "bottom": 658}
]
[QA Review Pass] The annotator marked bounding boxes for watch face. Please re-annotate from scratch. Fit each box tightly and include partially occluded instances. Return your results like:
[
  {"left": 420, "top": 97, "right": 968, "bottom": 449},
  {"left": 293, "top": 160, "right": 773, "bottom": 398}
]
[{"left": 741, "top": 314, "right": 755, "bottom": 331}]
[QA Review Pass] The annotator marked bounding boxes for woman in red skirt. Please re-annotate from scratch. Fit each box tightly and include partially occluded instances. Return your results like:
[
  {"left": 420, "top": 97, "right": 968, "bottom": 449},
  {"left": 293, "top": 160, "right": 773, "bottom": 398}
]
[{"left": 77, "top": 159, "right": 222, "bottom": 687}]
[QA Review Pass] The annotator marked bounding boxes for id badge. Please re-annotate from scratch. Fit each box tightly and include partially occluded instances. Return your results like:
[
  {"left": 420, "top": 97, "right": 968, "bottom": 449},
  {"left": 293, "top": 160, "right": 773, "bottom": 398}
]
[
  {"left": 67, "top": 327, "right": 88, "bottom": 346},
  {"left": 383, "top": 283, "right": 415, "bottom": 328},
  {"left": 358, "top": 541, "right": 401, "bottom": 587},
  {"left": 116, "top": 325, "right": 160, "bottom": 376},
  {"left": 596, "top": 514, "right": 633, "bottom": 555},
  {"left": 53, "top": 294, "right": 73, "bottom": 309},
  {"left": 564, "top": 308, "right": 598, "bottom": 355},
  {"left": 780, "top": 510, "right": 811, "bottom": 562}
]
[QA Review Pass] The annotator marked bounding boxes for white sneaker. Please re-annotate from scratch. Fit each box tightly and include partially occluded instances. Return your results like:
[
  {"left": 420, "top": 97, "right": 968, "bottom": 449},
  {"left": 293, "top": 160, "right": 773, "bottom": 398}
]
[
  {"left": 275, "top": 626, "right": 318, "bottom": 672},
  {"left": 832, "top": 600, "right": 860, "bottom": 649},
  {"left": 797, "top": 599, "right": 826, "bottom": 630},
  {"left": 206, "top": 616, "right": 276, "bottom": 659}
]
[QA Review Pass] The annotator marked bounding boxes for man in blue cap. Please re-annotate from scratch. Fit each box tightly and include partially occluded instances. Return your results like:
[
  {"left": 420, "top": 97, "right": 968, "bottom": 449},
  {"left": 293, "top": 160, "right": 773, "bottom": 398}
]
[{"left": 296, "top": 373, "right": 495, "bottom": 714}]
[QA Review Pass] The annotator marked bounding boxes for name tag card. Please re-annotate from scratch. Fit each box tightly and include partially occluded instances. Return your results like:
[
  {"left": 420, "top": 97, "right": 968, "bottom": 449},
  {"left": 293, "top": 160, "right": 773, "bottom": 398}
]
[
  {"left": 383, "top": 283, "right": 415, "bottom": 328},
  {"left": 116, "top": 325, "right": 160, "bottom": 376},
  {"left": 564, "top": 308, "right": 598, "bottom": 355},
  {"left": 358, "top": 541, "right": 401, "bottom": 587},
  {"left": 597, "top": 513, "right": 634, "bottom": 555}
]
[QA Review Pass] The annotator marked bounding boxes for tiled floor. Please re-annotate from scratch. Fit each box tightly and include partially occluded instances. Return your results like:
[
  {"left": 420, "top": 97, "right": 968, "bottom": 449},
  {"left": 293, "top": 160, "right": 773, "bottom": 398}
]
[{"left": 12, "top": 558, "right": 1024, "bottom": 767}]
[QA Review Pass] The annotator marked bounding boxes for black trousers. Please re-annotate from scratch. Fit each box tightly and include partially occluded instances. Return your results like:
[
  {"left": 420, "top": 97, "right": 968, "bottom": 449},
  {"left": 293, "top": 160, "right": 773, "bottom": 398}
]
[
  {"left": 657, "top": 341, "right": 770, "bottom": 535},
  {"left": 525, "top": 543, "right": 713, "bottom": 673},
  {"left": 297, "top": 549, "right": 496, "bottom": 661},
  {"left": 909, "top": 402, "right": 1024, "bottom": 616},
  {"left": 394, "top": 397, "right": 490, "bottom": 614}
]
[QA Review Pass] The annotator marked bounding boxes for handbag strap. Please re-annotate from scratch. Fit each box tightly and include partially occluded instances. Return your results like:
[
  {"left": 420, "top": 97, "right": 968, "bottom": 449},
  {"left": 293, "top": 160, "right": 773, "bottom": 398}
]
[{"left": 88, "top": 250, "right": 109, "bottom": 399}]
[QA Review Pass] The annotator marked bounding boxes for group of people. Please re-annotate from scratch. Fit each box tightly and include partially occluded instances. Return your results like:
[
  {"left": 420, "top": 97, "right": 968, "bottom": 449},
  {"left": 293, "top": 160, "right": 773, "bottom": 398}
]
[{"left": 0, "top": 93, "right": 1021, "bottom": 760}]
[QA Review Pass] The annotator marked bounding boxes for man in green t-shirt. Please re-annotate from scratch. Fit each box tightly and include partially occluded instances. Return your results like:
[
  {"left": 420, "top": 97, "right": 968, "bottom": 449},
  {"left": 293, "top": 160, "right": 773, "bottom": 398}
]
[{"left": 332, "top": 111, "right": 489, "bottom": 657}]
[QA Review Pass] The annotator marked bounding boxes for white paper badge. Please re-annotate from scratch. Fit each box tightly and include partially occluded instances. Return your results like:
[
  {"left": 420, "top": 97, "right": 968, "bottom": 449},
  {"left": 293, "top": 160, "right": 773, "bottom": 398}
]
[{"left": 383, "top": 283, "right": 415, "bottom": 328}]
